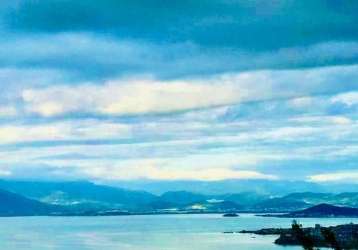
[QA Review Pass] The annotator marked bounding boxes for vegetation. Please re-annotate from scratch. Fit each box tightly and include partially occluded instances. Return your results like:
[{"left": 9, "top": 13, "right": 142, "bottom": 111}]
[
  {"left": 244, "top": 221, "right": 358, "bottom": 249},
  {"left": 321, "top": 227, "right": 341, "bottom": 250},
  {"left": 291, "top": 220, "right": 315, "bottom": 250}
]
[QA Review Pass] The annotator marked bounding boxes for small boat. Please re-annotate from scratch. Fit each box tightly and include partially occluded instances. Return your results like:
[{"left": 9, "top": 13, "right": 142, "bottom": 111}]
[{"left": 223, "top": 213, "right": 239, "bottom": 217}]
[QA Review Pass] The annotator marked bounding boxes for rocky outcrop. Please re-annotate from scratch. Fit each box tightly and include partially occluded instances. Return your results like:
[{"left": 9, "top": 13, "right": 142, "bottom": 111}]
[{"left": 242, "top": 223, "right": 358, "bottom": 249}]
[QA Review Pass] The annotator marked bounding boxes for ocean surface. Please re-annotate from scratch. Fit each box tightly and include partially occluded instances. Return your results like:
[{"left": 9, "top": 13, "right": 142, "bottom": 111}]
[{"left": 0, "top": 214, "right": 357, "bottom": 250}]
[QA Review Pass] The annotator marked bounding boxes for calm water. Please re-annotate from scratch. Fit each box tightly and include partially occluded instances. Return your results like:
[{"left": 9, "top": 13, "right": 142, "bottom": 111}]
[{"left": 0, "top": 214, "right": 357, "bottom": 250}]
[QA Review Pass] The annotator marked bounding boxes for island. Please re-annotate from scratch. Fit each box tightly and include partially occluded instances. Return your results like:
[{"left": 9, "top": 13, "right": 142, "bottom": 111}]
[{"left": 223, "top": 213, "right": 239, "bottom": 217}]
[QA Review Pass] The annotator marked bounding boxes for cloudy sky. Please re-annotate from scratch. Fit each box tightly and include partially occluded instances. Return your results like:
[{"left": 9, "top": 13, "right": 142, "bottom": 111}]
[{"left": 0, "top": 0, "right": 357, "bottom": 183}]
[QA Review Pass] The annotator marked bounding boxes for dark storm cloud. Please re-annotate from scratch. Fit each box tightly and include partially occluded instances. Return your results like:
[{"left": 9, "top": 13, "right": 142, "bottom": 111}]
[
  {"left": 0, "top": 1, "right": 357, "bottom": 79},
  {"left": 4, "top": 0, "right": 358, "bottom": 50}
]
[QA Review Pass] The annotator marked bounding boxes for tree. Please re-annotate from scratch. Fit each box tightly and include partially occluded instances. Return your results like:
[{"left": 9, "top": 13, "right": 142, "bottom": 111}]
[
  {"left": 291, "top": 220, "right": 315, "bottom": 250},
  {"left": 321, "top": 228, "right": 341, "bottom": 250}
]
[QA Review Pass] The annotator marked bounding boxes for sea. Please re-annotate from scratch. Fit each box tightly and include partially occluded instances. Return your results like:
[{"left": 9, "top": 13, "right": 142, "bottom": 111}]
[{"left": 0, "top": 213, "right": 357, "bottom": 250}]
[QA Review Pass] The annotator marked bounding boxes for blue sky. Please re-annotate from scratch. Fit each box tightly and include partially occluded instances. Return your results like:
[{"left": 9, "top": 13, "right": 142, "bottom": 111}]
[{"left": 0, "top": 0, "right": 357, "bottom": 183}]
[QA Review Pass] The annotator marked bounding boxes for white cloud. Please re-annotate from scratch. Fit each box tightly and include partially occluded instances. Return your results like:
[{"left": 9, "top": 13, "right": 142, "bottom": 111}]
[
  {"left": 290, "top": 115, "right": 353, "bottom": 125},
  {"left": 78, "top": 158, "right": 278, "bottom": 181},
  {"left": 21, "top": 65, "right": 358, "bottom": 117},
  {"left": 330, "top": 116, "right": 352, "bottom": 125},
  {"left": 289, "top": 96, "right": 314, "bottom": 108},
  {"left": 6, "top": 148, "right": 281, "bottom": 181},
  {"left": 331, "top": 91, "right": 358, "bottom": 106},
  {"left": 0, "top": 169, "right": 11, "bottom": 176},
  {"left": 0, "top": 105, "right": 17, "bottom": 117},
  {"left": 309, "top": 170, "right": 358, "bottom": 183},
  {"left": 0, "top": 120, "right": 131, "bottom": 144},
  {"left": 90, "top": 166, "right": 278, "bottom": 181},
  {"left": 100, "top": 80, "right": 245, "bottom": 115},
  {"left": 0, "top": 124, "right": 66, "bottom": 144},
  {"left": 22, "top": 79, "right": 245, "bottom": 116}
]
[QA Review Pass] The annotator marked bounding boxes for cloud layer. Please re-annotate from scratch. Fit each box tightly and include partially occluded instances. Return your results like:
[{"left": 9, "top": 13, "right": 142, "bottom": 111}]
[
  {"left": 20, "top": 65, "right": 358, "bottom": 117},
  {"left": 0, "top": 1, "right": 357, "bottom": 182}
]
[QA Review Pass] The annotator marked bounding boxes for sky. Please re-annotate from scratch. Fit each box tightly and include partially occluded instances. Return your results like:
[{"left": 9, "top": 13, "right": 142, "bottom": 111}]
[{"left": 0, "top": 0, "right": 357, "bottom": 184}]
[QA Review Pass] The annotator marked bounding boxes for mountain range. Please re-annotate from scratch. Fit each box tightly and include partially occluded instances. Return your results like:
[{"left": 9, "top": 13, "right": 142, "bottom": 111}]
[
  {"left": 0, "top": 180, "right": 358, "bottom": 216},
  {"left": 0, "top": 180, "right": 156, "bottom": 211},
  {"left": 111, "top": 179, "right": 324, "bottom": 195}
]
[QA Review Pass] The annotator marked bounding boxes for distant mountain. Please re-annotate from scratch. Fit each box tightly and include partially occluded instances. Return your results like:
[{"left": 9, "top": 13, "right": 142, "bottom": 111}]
[
  {"left": 158, "top": 191, "right": 267, "bottom": 208},
  {"left": 0, "top": 180, "right": 256, "bottom": 213},
  {"left": 0, "top": 180, "right": 157, "bottom": 211},
  {"left": 160, "top": 191, "right": 207, "bottom": 205},
  {"left": 283, "top": 203, "right": 358, "bottom": 217},
  {"left": 2, "top": 179, "right": 358, "bottom": 215},
  {"left": 146, "top": 191, "right": 245, "bottom": 212},
  {"left": 275, "top": 192, "right": 358, "bottom": 208},
  {"left": 217, "top": 192, "right": 268, "bottom": 207},
  {"left": 146, "top": 200, "right": 178, "bottom": 210},
  {"left": 332, "top": 193, "right": 358, "bottom": 207},
  {"left": 179, "top": 200, "right": 244, "bottom": 212},
  {"left": 113, "top": 179, "right": 326, "bottom": 196},
  {"left": 0, "top": 188, "right": 60, "bottom": 216},
  {"left": 208, "top": 200, "right": 244, "bottom": 211},
  {"left": 253, "top": 197, "right": 310, "bottom": 212}
]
